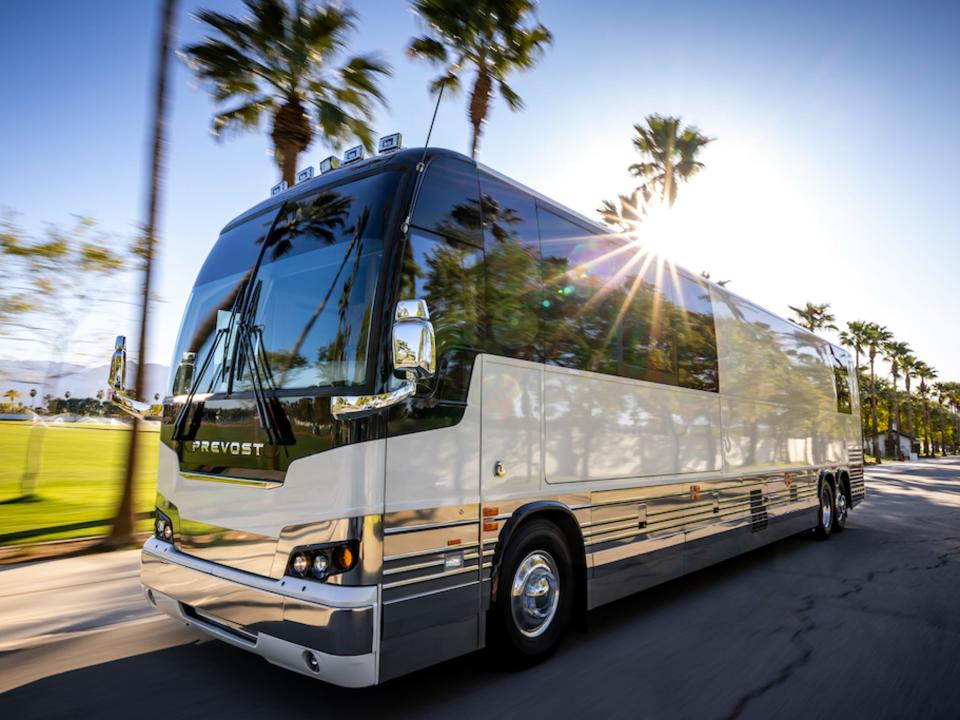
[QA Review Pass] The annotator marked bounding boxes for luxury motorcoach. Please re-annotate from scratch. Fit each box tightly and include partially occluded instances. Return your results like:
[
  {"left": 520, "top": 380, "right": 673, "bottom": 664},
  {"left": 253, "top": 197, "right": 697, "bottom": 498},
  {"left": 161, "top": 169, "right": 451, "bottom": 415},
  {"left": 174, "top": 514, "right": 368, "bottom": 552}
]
[{"left": 110, "top": 136, "right": 864, "bottom": 687}]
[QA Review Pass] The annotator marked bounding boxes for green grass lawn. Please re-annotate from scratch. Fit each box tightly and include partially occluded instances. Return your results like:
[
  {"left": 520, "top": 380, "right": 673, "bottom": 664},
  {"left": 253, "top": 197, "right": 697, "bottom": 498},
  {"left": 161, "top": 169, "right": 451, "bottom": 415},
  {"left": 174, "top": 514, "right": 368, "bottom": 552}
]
[{"left": 0, "top": 422, "right": 159, "bottom": 546}]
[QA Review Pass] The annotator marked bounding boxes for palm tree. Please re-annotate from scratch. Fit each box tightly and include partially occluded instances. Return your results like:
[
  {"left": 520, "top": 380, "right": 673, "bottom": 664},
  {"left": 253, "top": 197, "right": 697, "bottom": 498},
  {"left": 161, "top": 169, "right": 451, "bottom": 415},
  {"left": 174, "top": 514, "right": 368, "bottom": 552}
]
[
  {"left": 864, "top": 323, "right": 892, "bottom": 462},
  {"left": 900, "top": 354, "right": 918, "bottom": 451},
  {"left": 883, "top": 339, "right": 911, "bottom": 457},
  {"left": 628, "top": 115, "right": 712, "bottom": 207},
  {"left": 597, "top": 185, "right": 653, "bottom": 234},
  {"left": 3, "top": 389, "right": 20, "bottom": 412},
  {"left": 183, "top": 0, "right": 390, "bottom": 186},
  {"left": 915, "top": 361, "right": 937, "bottom": 456},
  {"left": 407, "top": 0, "right": 553, "bottom": 159},
  {"left": 933, "top": 382, "right": 948, "bottom": 455},
  {"left": 788, "top": 302, "right": 838, "bottom": 333},
  {"left": 109, "top": 0, "right": 177, "bottom": 548},
  {"left": 29, "top": 387, "right": 37, "bottom": 409},
  {"left": 839, "top": 320, "right": 870, "bottom": 374}
]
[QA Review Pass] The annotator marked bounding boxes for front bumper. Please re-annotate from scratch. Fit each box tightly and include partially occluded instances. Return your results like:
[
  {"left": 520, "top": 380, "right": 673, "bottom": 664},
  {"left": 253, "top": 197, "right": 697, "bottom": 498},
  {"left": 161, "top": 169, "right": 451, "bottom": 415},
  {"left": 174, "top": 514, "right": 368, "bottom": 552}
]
[{"left": 141, "top": 537, "right": 379, "bottom": 687}]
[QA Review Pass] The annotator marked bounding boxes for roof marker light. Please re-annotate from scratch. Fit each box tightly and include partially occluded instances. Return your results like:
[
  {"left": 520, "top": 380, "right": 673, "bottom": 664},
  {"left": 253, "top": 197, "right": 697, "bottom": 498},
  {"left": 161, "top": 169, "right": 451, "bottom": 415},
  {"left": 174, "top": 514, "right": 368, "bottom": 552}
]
[
  {"left": 343, "top": 145, "right": 364, "bottom": 165},
  {"left": 378, "top": 133, "right": 402, "bottom": 154},
  {"left": 319, "top": 155, "right": 340, "bottom": 174},
  {"left": 295, "top": 166, "right": 315, "bottom": 184},
  {"left": 270, "top": 180, "right": 288, "bottom": 197}
]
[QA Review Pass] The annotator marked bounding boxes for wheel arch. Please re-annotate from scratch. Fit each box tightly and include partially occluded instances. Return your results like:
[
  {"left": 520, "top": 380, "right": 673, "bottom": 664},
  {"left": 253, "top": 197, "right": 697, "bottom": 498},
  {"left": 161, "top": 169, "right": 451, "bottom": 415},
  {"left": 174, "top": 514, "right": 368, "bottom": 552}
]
[{"left": 489, "top": 501, "right": 588, "bottom": 628}]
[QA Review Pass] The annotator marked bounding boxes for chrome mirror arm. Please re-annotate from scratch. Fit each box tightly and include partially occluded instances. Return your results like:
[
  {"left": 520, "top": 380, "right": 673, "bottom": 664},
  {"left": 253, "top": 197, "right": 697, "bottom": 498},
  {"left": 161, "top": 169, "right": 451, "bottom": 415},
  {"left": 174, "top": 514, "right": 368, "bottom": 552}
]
[
  {"left": 107, "top": 335, "right": 163, "bottom": 420},
  {"left": 330, "top": 381, "right": 417, "bottom": 420},
  {"left": 330, "top": 299, "right": 437, "bottom": 420}
]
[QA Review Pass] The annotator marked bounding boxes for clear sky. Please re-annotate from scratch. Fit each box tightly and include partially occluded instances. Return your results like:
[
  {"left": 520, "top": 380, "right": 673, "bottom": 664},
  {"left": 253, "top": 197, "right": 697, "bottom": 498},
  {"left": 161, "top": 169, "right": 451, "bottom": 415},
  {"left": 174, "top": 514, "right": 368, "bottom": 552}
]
[{"left": 1, "top": 0, "right": 958, "bottom": 381}]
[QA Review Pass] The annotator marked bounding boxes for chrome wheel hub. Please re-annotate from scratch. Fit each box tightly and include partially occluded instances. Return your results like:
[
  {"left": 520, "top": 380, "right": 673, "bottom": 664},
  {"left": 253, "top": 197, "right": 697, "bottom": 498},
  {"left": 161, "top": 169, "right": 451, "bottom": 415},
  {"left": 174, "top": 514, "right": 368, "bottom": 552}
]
[
  {"left": 821, "top": 490, "right": 833, "bottom": 529},
  {"left": 836, "top": 491, "right": 847, "bottom": 523},
  {"left": 510, "top": 551, "right": 560, "bottom": 638}
]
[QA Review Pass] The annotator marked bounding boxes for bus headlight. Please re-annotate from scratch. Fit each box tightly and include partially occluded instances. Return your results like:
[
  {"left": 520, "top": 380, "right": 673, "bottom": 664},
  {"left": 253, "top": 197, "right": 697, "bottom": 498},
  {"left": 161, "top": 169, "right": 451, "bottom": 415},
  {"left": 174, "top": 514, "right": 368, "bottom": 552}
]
[
  {"left": 155, "top": 510, "right": 173, "bottom": 543},
  {"left": 286, "top": 542, "right": 358, "bottom": 581}
]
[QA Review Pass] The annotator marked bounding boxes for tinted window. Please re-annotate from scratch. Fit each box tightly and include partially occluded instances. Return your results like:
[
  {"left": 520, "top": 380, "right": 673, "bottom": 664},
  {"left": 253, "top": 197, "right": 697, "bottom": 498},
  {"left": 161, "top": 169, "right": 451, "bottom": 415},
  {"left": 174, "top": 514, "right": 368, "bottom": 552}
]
[
  {"left": 830, "top": 348, "right": 852, "bottom": 413},
  {"left": 480, "top": 175, "right": 543, "bottom": 361},
  {"left": 398, "top": 230, "right": 483, "bottom": 401},
  {"left": 171, "top": 174, "right": 395, "bottom": 394},
  {"left": 538, "top": 207, "right": 623, "bottom": 373},
  {"left": 619, "top": 259, "right": 678, "bottom": 385},
  {"left": 674, "top": 275, "right": 719, "bottom": 391},
  {"left": 410, "top": 157, "right": 482, "bottom": 247}
]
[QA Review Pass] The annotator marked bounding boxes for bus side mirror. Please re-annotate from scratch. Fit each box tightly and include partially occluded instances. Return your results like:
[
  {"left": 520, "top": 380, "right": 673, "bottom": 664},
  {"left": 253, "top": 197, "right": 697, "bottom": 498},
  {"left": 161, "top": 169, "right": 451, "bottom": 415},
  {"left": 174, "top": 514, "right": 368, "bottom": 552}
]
[
  {"left": 392, "top": 299, "right": 436, "bottom": 381},
  {"left": 330, "top": 299, "right": 436, "bottom": 420},
  {"left": 107, "top": 335, "right": 163, "bottom": 420}
]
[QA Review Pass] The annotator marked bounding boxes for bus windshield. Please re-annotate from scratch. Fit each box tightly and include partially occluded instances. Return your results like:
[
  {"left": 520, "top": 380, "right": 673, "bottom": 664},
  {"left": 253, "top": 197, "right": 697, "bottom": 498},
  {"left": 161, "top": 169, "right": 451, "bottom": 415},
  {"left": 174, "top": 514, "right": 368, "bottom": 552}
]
[{"left": 168, "top": 172, "right": 399, "bottom": 396}]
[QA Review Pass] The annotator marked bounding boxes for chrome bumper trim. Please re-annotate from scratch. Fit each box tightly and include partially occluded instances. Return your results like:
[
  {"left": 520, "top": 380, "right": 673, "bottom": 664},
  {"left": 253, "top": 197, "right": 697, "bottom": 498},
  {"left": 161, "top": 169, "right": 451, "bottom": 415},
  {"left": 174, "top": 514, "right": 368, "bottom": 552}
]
[{"left": 141, "top": 538, "right": 379, "bottom": 685}]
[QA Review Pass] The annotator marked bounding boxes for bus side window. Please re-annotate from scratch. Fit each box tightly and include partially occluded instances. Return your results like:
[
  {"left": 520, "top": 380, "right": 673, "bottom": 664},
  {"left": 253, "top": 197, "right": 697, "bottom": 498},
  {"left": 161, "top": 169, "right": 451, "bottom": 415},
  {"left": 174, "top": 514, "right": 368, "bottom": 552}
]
[
  {"left": 397, "top": 230, "right": 483, "bottom": 402},
  {"left": 480, "top": 174, "right": 543, "bottom": 361},
  {"left": 674, "top": 274, "right": 719, "bottom": 392},
  {"left": 409, "top": 157, "right": 483, "bottom": 247},
  {"left": 537, "top": 206, "right": 621, "bottom": 374},
  {"left": 618, "top": 260, "right": 679, "bottom": 386},
  {"left": 830, "top": 349, "right": 852, "bottom": 414}
]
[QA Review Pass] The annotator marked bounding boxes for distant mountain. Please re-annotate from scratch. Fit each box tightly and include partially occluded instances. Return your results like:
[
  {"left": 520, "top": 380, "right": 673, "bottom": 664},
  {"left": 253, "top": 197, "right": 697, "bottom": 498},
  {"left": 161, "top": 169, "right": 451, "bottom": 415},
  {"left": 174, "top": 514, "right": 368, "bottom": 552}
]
[{"left": 0, "top": 360, "right": 170, "bottom": 401}]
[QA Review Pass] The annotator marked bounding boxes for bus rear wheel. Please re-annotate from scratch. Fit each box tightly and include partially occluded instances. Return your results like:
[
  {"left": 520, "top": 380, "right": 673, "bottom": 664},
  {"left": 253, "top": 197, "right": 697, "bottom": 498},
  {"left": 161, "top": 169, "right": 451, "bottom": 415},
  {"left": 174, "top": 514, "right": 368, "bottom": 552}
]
[
  {"left": 833, "top": 481, "right": 849, "bottom": 533},
  {"left": 813, "top": 480, "right": 834, "bottom": 540},
  {"left": 490, "top": 519, "right": 573, "bottom": 665}
]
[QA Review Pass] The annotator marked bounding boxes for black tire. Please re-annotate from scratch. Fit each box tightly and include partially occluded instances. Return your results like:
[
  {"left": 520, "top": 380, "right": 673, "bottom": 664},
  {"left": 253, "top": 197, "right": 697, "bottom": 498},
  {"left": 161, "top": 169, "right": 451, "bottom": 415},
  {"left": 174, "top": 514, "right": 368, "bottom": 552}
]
[
  {"left": 813, "top": 479, "right": 834, "bottom": 540},
  {"left": 833, "top": 479, "right": 849, "bottom": 533},
  {"left": 489, "top": 519, "right": 573, "bottom": 665}
]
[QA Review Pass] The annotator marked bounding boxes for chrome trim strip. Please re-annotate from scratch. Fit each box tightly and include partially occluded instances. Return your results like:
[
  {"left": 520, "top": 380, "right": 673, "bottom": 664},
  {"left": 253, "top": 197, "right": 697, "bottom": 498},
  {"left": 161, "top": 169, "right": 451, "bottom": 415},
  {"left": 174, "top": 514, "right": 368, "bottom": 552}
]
[
  {"left": 142, "top": 537, "right": 376, "bottom": 607},
  {"left": 383, "top": 541, "right": 480, "bottom": 562},
  {"left": 383, "top": 552, "right": 480, "bottom": 576},
  {"left": 180, "top": 471, "right": 281, "bottom": 489},
  {"left": 382, "top": 579, "right": 479, "bottom": 605},
  {"left": 383, "top": 518, "right": 479, "bottom": 535},
  {"left": 382, "top": 564, "right": 479, "bottom": 590}
]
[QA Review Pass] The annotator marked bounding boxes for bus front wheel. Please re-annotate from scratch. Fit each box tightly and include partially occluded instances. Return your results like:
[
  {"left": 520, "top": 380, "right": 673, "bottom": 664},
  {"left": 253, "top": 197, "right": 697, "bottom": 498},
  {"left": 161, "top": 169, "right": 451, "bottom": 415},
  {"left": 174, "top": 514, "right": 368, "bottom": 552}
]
[{"left": 490, "top": 519, "right": 573, "bottom": 665}]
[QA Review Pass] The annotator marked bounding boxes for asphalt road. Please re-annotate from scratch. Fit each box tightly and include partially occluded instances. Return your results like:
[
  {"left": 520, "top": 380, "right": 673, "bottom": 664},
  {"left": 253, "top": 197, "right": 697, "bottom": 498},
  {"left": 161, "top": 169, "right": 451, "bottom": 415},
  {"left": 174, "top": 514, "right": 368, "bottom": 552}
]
[{"left": 2, "top": 459, "right": 959, "bottom": 720}]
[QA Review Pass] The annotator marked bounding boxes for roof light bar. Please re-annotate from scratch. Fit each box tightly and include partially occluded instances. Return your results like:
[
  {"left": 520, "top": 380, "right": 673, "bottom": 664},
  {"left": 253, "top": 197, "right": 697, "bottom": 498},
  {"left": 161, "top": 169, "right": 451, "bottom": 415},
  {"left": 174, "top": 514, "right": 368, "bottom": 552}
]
[
  {"left": 343, "top": 145, "right": 364, "bottom": 165},
  {"left": 378, "top": 133, "right": 402, "bottom": 154},
  {"left": 319, "top": 155, "right": 340, "bottom": 174},
  {"left": 295, "top": 166, "right": 315, "bottom": 184},
  {"left": 270, "top": 180, "right": 288, "bottom": 197}
]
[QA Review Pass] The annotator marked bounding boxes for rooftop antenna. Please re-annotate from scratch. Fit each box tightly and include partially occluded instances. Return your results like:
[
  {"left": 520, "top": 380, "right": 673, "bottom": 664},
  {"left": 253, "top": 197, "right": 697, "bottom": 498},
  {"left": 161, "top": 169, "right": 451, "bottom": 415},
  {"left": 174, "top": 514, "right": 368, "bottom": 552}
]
[{"left": 401, "top": 80, "right": 446, "bottom": 236}]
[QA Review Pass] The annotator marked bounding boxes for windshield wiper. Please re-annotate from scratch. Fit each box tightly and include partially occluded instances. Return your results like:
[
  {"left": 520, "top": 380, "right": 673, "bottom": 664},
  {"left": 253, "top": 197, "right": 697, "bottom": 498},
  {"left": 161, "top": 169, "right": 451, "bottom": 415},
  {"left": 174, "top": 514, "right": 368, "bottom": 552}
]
[
  {"left": 233, "top": 280, "right": 293, "bottom": 446},
  {"left": 171, "top": 277, "right": 251, "bottom": 443}
]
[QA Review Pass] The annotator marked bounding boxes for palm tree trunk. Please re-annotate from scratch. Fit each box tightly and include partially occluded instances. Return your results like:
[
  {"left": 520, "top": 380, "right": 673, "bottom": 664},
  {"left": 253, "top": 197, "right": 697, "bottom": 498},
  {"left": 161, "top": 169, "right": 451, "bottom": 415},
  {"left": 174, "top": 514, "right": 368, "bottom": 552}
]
[
  {"left": 890, "top": 373, "right": 899, "bottom": 458},
  {"left": 870, "top": 355, "right": 880, "bottom": 463},
  {"left": 107, "top": 0, "right": 177, "bottom": 546},
  {"left": 904, "top": 376, "right": 914, "bottom": 450},
  {"left": 469, "top": 55, "right": 492, "bottom": 159}
]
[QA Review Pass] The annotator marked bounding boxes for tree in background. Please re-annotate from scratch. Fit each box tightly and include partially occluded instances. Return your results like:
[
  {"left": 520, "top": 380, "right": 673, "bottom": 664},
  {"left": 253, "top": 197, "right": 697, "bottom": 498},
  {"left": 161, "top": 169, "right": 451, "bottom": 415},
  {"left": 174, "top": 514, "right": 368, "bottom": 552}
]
[
  {"left": 598, "top": 185, "right": 653, "bottom": 234},
  {"left": 3, "top": 389, "right": 21, "bottom": 412},
  {"left": 183, "top": 0, "right": 390, "bottom": 186},
  {"left": 864, "top": 323, "right": 892, "bottom": 463},
  {"left": 915, "top": 361, "right": 937, "bottom": 456},
  {"left": 788, "top": 302, "right": 837, "bottom": 333},
  {"left": 839, "top": 320, "right": 870, "bottom": 374},
  {"left": 407, "top": 0, "right": 552, "bottom": 159},
  {"left": 900, "top": 354, "right": 919, "bottom": 448},
  {"left": 628, "top": 115, "right": 712, "bottom": 208},
  {"left": 107, "top": 0, "right": 177, "bottom": 547},
  {"left": 883, "top": 339, "right": 911, "bottom": 455}
]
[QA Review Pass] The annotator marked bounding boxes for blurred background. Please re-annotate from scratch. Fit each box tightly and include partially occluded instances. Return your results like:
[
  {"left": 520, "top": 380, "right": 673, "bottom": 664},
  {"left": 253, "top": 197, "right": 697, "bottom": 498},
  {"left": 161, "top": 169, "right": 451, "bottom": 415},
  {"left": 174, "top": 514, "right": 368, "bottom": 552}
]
[{"left": 2, "top": 0, "right": 959, "bottom": 559}]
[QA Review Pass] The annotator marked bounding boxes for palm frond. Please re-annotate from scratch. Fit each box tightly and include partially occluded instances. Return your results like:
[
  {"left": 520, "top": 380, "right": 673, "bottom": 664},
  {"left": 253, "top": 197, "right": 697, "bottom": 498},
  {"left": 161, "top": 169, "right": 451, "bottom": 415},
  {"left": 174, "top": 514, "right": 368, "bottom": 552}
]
[
  {"left": 498, "top": 80, "right": 524, "bottom": 111},
  {"left": 407, "top": 36, "right": 448, "bottom": 64},
  {"left": 212, "top": 96, "right": 275, "bottom": 138}
]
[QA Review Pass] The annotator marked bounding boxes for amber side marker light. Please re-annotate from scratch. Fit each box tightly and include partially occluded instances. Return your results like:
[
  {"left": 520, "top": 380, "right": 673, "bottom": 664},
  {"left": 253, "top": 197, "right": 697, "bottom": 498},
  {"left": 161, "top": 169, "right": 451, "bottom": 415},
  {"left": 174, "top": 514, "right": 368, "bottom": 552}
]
[{"left": 334, "top": 545, "right": 356, "bottom": 571}]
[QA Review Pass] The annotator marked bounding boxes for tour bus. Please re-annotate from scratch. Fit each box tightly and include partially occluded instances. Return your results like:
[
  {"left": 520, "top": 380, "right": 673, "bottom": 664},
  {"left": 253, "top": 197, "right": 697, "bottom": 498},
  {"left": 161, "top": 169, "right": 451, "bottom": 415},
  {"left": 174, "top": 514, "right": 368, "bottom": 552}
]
[{"left": 110, "top": 137, "right": 864, "bottom": 688}]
